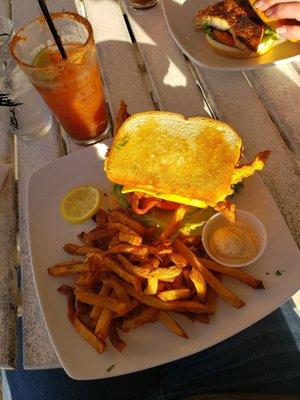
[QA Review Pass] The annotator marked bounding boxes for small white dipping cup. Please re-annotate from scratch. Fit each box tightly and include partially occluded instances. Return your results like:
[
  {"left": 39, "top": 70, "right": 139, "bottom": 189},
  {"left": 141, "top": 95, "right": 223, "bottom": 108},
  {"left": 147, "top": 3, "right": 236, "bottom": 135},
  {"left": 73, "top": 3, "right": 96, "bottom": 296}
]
[{"left": 202, "top": 209, "right": 267, "bottom": 268}]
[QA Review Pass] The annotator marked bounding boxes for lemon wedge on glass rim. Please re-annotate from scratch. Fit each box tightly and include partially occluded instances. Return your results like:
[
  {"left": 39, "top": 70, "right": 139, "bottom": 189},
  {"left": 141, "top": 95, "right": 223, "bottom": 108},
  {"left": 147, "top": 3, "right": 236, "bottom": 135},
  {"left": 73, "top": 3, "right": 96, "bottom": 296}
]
[{"left": 60, "top": 185, "right": 102, "bottom": 223}]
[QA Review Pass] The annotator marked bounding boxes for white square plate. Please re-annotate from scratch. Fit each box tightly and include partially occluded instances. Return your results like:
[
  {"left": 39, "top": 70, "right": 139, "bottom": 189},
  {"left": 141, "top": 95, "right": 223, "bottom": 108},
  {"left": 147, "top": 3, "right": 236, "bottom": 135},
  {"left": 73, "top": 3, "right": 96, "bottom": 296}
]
[
  {"left": 27, "top": 142, "right": 300, "bottom": 380},
  {"left": 162, "top": 0, "right": 300, "bottom": 70}
]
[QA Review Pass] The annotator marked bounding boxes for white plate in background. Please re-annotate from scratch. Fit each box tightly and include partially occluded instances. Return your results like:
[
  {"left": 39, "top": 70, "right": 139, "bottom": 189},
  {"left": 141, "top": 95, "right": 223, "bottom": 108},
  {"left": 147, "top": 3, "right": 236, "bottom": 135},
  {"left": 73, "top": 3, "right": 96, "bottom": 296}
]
[
  {"left": 162, "top": 0, "right": 300, "bottom": 70},
  {"left": 27, "top": 142, "right": 300, "bottom": 379}
]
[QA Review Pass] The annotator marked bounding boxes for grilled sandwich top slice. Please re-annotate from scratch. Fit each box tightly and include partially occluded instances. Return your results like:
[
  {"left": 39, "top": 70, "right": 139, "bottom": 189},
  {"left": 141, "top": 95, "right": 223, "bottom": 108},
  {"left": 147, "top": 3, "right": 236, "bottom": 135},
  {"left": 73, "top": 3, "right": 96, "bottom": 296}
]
[
  {"left": 194, "top": 0, "right": 265, "bottom": 52},
  {"left": 104, "top": 111, "right": 269, "bottom": 210}
]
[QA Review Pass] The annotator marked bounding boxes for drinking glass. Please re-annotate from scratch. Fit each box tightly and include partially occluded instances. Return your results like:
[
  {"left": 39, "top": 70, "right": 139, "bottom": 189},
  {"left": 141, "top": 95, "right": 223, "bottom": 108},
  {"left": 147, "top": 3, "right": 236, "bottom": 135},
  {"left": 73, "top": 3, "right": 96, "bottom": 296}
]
[
  {"left": 129, "top": 0, "right": 159, "bottom": 9},
  {"left": 10, "top": 12, "right": 110, "bottom": 145},
  {"left": 0, "top": 16, "right": 14, "bottom": 76},
  {"left": 0, "top": 15, "right": 53, "bottom": 140}
]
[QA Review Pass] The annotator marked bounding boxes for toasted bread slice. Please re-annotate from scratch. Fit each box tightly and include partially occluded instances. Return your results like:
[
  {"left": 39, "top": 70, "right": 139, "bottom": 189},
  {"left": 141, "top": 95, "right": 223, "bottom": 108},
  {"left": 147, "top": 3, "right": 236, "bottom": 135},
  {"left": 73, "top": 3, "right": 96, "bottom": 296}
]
[{"left": 104, "top": 112, "right": 243, "bottom": 208}]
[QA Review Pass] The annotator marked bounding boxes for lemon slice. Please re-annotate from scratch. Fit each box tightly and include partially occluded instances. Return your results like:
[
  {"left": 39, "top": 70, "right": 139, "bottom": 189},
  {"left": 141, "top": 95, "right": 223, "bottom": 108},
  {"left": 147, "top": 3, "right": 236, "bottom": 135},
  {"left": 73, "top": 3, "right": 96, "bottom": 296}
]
[{"left": 60, "top": 185, "right": 102, "bottom": 223}]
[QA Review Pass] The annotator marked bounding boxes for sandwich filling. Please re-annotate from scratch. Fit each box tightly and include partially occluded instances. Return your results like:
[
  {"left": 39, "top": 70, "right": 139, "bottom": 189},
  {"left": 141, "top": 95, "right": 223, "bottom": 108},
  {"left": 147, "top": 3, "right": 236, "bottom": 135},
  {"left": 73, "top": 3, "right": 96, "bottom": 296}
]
[{"left": 194, "top": 0, "right": 278, "bottom": 54}]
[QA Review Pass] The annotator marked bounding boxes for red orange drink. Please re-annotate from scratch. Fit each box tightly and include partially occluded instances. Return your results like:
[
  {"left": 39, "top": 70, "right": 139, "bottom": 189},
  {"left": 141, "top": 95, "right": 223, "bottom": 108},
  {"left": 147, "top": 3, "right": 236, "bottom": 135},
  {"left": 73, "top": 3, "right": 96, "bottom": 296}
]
[{"left": 11, "top": 13, "right": 110, "bottom": 145}]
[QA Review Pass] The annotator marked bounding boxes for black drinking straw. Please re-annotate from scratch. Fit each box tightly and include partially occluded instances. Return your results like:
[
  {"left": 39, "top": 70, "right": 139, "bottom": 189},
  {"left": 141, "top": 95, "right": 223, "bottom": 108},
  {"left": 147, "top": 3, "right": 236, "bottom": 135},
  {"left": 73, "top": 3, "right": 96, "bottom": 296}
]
[{"left": 37, "top": 0, "right": 67, "bottom": 59}]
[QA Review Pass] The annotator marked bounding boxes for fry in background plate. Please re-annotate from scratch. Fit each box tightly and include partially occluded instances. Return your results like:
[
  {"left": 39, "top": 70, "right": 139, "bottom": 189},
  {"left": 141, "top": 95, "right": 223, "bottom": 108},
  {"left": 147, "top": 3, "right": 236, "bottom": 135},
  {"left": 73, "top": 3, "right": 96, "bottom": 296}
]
[
  {"left": 122, "top": 307, "right": 159, "bottom": 331},
  {"left": 174, "top": 239, "right": 245, "bottom": 308},
  {"left": 158, "top": 311, "right": 188, "bottom": 339},
  {"left": 48, "top": 261, "right": 89, "bottom": 277},
  {"left": 60, "top": 290, "right": 106, "bottom": 354},
  {"left": 200, "top": 258, "right": 264, "bottom": 289}
]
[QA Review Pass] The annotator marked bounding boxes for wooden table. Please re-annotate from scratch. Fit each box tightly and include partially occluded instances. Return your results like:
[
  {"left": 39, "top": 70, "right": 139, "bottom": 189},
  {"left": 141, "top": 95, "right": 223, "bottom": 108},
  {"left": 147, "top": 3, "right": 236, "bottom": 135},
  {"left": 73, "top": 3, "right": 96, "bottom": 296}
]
[{"left": 0, "top": 0, "right": 299, "bottom": 370}]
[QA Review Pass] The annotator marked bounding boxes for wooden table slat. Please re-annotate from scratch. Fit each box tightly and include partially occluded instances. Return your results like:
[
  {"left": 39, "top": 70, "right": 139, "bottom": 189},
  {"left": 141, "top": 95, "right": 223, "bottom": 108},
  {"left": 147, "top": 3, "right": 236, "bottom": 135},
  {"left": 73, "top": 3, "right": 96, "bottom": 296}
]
[
  {"left": 83, "top": 0, "right": 154, "bottom": 120},
  {"left": 0, "top": 0, "right": 18, "bottom": 370},
  {"left": 0, "top": 0, "right": 10, "bottom": 17},
  {"left": 193, "top": 66, "right": 300, "bottom": 245},
  {"left": 17, "top": 128, "right": 64, "bottom": 369},
  {"left": 11, "top": 0, "right": 68, "bottom": 369},
  {"left": 246, "top": 66, "right": 300, "bottom": 158},
  {"left": 122, "top": 0, "right": 209, "bottom": 117}
]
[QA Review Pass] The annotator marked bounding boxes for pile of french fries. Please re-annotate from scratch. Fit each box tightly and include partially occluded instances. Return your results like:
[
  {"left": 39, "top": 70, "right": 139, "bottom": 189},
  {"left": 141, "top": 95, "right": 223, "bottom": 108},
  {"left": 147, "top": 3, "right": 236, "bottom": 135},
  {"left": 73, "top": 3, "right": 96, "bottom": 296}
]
[{"left": 48, "top": 207, "right": 264, "bottom": 354}]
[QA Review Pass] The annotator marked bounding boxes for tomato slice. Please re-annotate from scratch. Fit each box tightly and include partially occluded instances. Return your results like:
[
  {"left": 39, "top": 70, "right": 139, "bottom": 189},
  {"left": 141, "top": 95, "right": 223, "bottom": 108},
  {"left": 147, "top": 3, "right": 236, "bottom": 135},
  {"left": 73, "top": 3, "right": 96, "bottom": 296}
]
[
  {"left": 128, "top": 193, "right": 180, "bottom": 214},
  {"left": 212, "top": 29, "right": 235, "bottom": 47},
  {"left": 156, "top": 200, "right": 181, "bottom": 210}
]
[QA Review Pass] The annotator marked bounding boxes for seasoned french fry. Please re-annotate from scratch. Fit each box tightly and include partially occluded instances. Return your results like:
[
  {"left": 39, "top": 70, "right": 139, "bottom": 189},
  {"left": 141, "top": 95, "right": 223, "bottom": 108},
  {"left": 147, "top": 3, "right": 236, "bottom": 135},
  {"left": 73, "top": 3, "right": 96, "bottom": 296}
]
[
  {"left": 77, "top": 231, "right": 96, "bottom": 246},
  {"left": 205, "top": 286, "right": 219, "bottom": 314},
  {"left": 76, "top": 291, "right": 127, "bottom": 315},
  {"left": 122, "top": 307, "right": 159, "bottom": 331},
  {"left": 122, "top": 282, "right": 212, "bottom": 314},
  {"left": 157, "top": 288, "right": 190, "bottom": 302},
  {"left": 190, "top": 267, "right": 207, "bottom": 302},
  {"left": 200, "top": 258, "right": 264, "bottom": 289},
  {"left": 52, "top": 206, "right": 264, "bottom": 355},
  {"left": 172, "top": 273, "right": 184, "bottom": 289},
  {"left": 193, "top": 314, "right": 210, "bottom": 324},
  {"left": 88, "top": 228, "right": 118, "bottom": 241},
  {"left": 76, "top": 301, "right": 90, "bottom": 317},
  {"left": 90, "top": 284, "right": 111, "bottom": 320},
  {"left": 180, "top": 234, "right": 203, "bottom": 248},
  {"left": 81, "top": 314, "right": 98, "bottom": 330},
  {"left": 119, "top": 232, "right": 142, "bottom": 246},
  {"left": 144, "top": 278, "right": 159, "bottom": 295},
  {"left": 75, "top": 274, "right": 90, "bottom": 286},
  {"left": 94, "top": 209, "right": 109, "bottom": 228},
  {"left": 57, "top": 285, "right": 74, "bottom": 296},
  {"left": 109, "top": 210, "right": 146, "bottom": 236},
  {"left": 174, "top": 240, "right": 245, "bottom": 308},
  {"left": 101, "top": 276, "right": 130, "bottom": 305},
  {"left": 72, "top": 316, "right": 106, "bottom": 353},
  {"left": 98, "top": 255, "right": 142, "bottom": 291},
  {"left": 48, "top": 262, "right": 89, "bottom": 277},
  {"left": 158, "top": 206, "right": 187, "bottom": 242},
  {"left": 158, "top": 311, "right": 188, "bottom": 338},
  {"left": 63, "top": 244, "right": 104, "bottom": 256},
  {"left": 108, "top": 243, "right": 148, "bottom": 258},
  {"left": 147, "top": 256, "right": 160, "bottom": 269},
  {"left": 182, "top": 269, "right": 194, "bottom": 292},
  {"left": 82, "top": 271, "right": 100, "bottom": 288},
  {"left": 66, "top": 294, "right": 106, "bottom": 354},
  {"left": 117, "top": 254, "right": 181, "bottom": 282},
  {"left": 113, "top": 299, "right": 142, "bottom": 320},
  {"left": 147, "top": 245, "right": 173, "bottom": 256},
  {"left": 157, "top": 281, "right": 166, "bottom": 292},
  {"left": 168, "top": 253, "right": 187, "bottom": 267},
  {"left": 110, "top": 222, "right": 142, "bottom": 239},
  {"left": 108, "top": 322, "right": 127, "bottom": 352},
  {"left": 95, "top": 308, "right": 113, "bottom": 340}
]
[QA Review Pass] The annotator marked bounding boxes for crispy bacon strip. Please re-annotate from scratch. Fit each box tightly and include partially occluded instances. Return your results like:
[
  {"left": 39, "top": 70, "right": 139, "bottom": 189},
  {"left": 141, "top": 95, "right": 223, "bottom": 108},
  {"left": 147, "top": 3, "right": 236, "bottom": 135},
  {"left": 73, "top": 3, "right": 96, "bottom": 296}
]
[
  {"left": 131, "top": 193, "right": 161, "bottom": 215},
  {"left": 114, "top": 100, "right": 131, "bottom": 135},
  {"left": 232, "top": 150, "right": 271, "bottom": 185},
  {"left": 214, "top": 199, "right": 236, "bottom": 224}
]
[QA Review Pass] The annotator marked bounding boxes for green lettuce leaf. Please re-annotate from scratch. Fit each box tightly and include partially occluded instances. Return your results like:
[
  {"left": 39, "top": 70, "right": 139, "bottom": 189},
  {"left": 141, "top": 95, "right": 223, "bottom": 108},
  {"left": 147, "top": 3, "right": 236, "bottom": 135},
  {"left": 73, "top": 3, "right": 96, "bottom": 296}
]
[
  {"left": 111, "top": 184, "right": 130, "bottom": 210},
  {"left": 261, "top": 27, "right": 278, "bottom": 43}
]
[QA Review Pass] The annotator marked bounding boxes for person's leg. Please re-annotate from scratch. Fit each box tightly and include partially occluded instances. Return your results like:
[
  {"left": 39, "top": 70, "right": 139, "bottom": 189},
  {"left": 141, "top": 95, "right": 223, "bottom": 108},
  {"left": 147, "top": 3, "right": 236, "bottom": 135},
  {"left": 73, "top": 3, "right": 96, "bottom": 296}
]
[
  {"left": 7, "top": 301, "right": 300, "bottom": 400},
  {"left": 5, "top": 367, "right": 160, "bottom": 400},
  {"left": 6, "top": 317, "right": 160, "bottom": 400},
  {"left": 154, "top": 300, "right": 300, "bottom": 399}
]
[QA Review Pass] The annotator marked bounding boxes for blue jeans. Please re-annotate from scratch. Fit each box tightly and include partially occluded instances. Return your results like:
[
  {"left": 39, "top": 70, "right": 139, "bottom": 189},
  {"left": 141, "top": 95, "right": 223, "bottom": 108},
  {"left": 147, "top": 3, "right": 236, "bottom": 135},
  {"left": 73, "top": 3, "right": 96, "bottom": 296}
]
[{"left": 6, "top": 300, "right": 300, "bottom": 400}]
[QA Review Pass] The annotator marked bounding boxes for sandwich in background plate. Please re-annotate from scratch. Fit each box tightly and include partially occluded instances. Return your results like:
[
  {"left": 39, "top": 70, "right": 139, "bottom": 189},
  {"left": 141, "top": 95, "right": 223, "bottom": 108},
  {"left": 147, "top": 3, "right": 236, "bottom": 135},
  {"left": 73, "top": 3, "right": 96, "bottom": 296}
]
[
  {"left": 193, "top": 0, "right": 293, "bottom": 58},
  {"left": 104, "top": 110, "right": 270, "bottom": 227}
]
